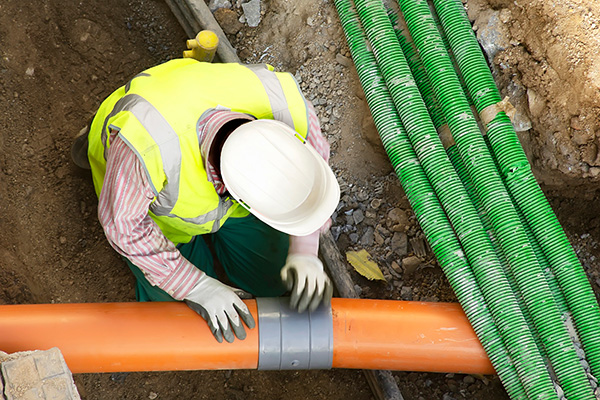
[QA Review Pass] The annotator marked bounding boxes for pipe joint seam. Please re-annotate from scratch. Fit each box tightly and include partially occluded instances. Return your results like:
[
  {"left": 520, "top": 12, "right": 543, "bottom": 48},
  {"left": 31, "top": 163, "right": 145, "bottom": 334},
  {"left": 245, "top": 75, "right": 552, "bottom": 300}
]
[{"left": 256, "top": 297, "right": 333, "bottom": 370}]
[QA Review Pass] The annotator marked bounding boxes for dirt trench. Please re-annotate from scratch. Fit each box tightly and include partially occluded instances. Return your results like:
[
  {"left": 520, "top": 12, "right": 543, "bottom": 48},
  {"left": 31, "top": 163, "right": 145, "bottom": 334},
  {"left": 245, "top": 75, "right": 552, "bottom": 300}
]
[
  {"left": 0, "top": 0, "right": 599, "bottom": 399},
  {"left": 0, "top": 1, "right": 376, "bottom": 399}
]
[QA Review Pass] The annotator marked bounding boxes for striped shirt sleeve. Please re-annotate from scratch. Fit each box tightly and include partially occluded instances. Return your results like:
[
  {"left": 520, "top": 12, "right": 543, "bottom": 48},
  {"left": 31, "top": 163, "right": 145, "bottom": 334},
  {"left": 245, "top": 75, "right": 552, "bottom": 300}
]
[
  {"left": 287, "top": 101, "right": 333, "bottom": 252},
  {"left": 98, "top": 136, "right": 203, "bottom": 300},
  {"left": 305, "top": 101, "right": 330, "bottom": 163}
]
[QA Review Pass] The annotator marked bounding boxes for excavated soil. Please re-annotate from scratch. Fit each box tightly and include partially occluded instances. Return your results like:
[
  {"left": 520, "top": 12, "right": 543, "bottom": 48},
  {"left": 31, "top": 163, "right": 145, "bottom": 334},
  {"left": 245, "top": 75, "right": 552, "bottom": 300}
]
[
  {"left": 469, "top": 0, "right": 600, "bottom": 185},
  {"left": 0, "top": 0, "right": 599, "bottom": 399}
]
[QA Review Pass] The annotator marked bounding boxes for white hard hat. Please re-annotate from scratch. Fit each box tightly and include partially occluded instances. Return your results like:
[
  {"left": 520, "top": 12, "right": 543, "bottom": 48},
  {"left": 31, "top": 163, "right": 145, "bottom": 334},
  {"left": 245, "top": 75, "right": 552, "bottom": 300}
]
[{"left": 220, "top": 119, "right": 340, "bottom": 236}]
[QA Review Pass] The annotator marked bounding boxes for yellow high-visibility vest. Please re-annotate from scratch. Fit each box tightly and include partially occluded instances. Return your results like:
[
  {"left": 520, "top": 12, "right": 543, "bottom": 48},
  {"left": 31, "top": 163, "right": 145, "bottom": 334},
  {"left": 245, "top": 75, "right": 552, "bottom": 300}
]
[{"left": 88, "top": 59, "right": 310, "bottom": 245}]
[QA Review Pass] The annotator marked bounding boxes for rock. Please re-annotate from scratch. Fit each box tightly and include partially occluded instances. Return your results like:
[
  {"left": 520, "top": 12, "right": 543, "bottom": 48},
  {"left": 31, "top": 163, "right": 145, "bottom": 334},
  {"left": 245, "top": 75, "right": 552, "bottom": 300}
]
[
  {"left": 410, "top": 236, "right": 428, "bottom": 258},
  {"left": 506, "top": 81, "right": 532, "bottom": 132},
  {"left": 463, "top": 375, "right": 476, "bottom": 384},
  {"left": 402, "top": 256, "right": 421, "bottom": 276},
  {"left": 370, "top": 198, "right": 382, "bottom": 209},
  {"left": 364, "top": 209, "right": 377, "bottom": 221},
  {"left": 238, "top": 48, "right": 252, "bottom": 59},
  {"left": 55, "top": 165, "right": 68, "bottom": 179},
  {"left": 391, "top": 232, "right": 408, "bottom": 258},
  {"left": 373, "top": 229, "right": 385, "bottom": 246},
  {"left": 242, "top": 0, "right": 261, "bottom": 27},
  {"left": 208, "top": 0, "right": 232, "bottom": 12},
  {"left": 353, "top": 209, "right": 365, "bottom": 225},
  {"left": 110, "top": 372, "right": 129, "bottom": 383},
  {"left": 360, "top": 226, "right": 374, "bottom": 246},
  {"left": 335, "top": 53, "right": 352, "bottom": 68},
  {"left": 331, "top": 225, "right": 342, "bottom": 241},
  {"left": 582, "top": 143, "right": 597, "bottom": 165},
  {"left": 375, "top": 224, "right": 391, "bottom": 238},
  {"left": 345, "top": 213, "right": 355, "bottom": 226},
  {"left": 386, "top": 208, "right": 409, "bottom": 232},
  {"left": 527, "top": 88, "right": 546, "bottom": 118},
  {"left": 400, "top": 286, "right": 413, "bottom": 300},
  {"left": 356, "top": 189, "right": 369, "bottom": 201},
  {"left": 390, "top": 260, "right": 402, "bottom": 275},
  {"left": 149, "top": 392, "right": 158, "bottom": 400},
  {"left": 572, "top": 129, "right": 590, "bottom": 146},
  {"left": 214, "top": 8, "right": 243, "bottom": 35},
  {"left": 475, "top": 10, "right": 511, "bottom": 60},
  {"left": 342, "top": 194, "right": 358, "bottom": 209},
  {"left": 349, "top": 232, "right": 359, "bottom": 244},
  {"left": 499, "top": 8, "right": 512, "bottom": 23}
]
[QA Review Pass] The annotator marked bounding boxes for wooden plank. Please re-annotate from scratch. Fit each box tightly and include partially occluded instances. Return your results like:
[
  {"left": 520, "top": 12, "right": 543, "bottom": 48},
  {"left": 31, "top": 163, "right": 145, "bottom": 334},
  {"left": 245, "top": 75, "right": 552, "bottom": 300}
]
[
  {"left": 364, "top": 370, "right": 406, "bottom": 400},
  {"left": 319, "top": 231, "right": 359, "bottom": 299},
  {"left": 164, "top": 0, "right": 196, "bottom": 37}
]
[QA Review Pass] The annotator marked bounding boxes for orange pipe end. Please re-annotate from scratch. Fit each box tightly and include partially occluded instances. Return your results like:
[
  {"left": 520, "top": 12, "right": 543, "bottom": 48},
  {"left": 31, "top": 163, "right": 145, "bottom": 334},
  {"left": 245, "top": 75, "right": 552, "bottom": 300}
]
[
  {"left": 331, "top": 298, "right": 495, "bottom": 375},
  {"left": 0, "top": 302, "right": 259, "bottom": 373}
]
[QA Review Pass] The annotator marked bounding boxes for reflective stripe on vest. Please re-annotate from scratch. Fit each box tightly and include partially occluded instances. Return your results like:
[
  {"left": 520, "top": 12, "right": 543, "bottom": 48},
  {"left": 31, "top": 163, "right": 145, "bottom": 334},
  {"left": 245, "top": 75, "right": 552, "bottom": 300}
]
[
  {"left": 104, "top": 93, "right": 234, "bottom": 229},
  {"left": 246, "top": 64, "right": 295, "bottom": 129}
]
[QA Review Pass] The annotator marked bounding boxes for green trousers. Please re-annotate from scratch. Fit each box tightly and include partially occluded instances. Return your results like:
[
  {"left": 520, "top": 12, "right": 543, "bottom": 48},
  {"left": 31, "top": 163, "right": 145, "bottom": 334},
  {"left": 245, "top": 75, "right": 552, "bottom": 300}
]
[{"left": 125, "top": 214, "right": 289, "bottom": 302}]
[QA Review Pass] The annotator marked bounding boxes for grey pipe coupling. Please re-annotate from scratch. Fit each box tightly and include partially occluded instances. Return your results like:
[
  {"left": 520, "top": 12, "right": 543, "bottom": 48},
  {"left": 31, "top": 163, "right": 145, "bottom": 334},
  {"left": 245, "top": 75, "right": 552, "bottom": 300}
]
[{"left": 256, "top": 297, "right": 333, "bottom": 370}]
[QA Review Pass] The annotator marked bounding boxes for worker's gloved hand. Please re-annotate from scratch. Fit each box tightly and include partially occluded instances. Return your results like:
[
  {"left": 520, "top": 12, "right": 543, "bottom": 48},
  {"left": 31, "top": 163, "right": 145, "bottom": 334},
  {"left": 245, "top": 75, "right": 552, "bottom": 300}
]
[
  {"left": 184, "top": 274, "right": 255, "bottom": 343},
  {"left": 280, "top": 254, "right": 333, "bottom": 313}
]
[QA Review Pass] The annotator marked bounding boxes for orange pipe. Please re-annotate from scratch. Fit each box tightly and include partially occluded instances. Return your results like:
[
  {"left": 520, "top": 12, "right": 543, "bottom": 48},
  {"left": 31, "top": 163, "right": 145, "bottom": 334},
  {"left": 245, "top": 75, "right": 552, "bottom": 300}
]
[
  {"left": 0, "top": 299, "right": 494, "bottom": 374},
  {"left": 332, "top": 299, "right": 494, "bottom": 374}
]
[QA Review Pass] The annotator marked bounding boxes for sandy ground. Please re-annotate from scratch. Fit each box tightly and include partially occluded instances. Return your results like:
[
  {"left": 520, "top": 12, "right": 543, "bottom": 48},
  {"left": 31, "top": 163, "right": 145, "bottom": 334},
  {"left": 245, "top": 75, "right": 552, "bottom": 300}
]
[{"left": 1, "top": 0, "right": 599, "bottom": 399}]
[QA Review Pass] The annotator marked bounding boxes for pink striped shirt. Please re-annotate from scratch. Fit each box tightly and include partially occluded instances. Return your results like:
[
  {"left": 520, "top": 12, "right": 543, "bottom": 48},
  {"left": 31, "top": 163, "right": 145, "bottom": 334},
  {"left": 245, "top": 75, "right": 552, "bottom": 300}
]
[{"left": 98, "top": 104, "right": 329, "bottom": 300}]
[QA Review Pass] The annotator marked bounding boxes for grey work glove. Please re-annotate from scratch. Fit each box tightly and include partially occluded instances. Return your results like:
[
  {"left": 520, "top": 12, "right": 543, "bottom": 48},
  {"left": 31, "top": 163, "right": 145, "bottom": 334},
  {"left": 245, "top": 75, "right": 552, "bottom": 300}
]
[
  {"left": 280, "top": 254, "right": 333, "bottom": 313},
  {"left": 184, "top": 274, "right": 255, "bottom": 343}
]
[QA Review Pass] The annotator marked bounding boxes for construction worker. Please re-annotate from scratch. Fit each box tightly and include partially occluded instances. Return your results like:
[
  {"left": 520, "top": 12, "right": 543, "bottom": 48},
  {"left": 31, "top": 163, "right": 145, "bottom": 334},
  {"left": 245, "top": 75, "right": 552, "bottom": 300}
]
[{"left": 72, "top": 59, "right": 340, "bottom": 343}]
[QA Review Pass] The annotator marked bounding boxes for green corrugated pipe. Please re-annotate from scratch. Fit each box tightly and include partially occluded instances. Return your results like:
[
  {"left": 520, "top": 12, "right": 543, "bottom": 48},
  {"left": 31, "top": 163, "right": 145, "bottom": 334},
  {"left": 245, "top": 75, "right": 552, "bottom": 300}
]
[
  {"left": 414, "top": 4, "right": 570, "bottom": 317},
  {"left": 389, "top": 3, "right": 570, "bottom": 337},
  {"left": 431, "top": 0, "right": 600, "bottom": 379},
  {"left": 398, "top": 0, "right": 595, "bottom": 398},
  {"left": 388, "top": 12, "right": 445, "bottom": 128},
  {"left": 351, "top": 0, "right": 557, "bottom": 398},
  {"left": 388, "top": 11, "right": 552, "bottom": 361},
  {"left": 422, "top": 0, "right": 570, "bottom": 317},
  {"left": 332, "top": 1, "right": 527, "bottom": 397},
  {"left": 418, "top": 4, "right": 568, "bottom": 316}
]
